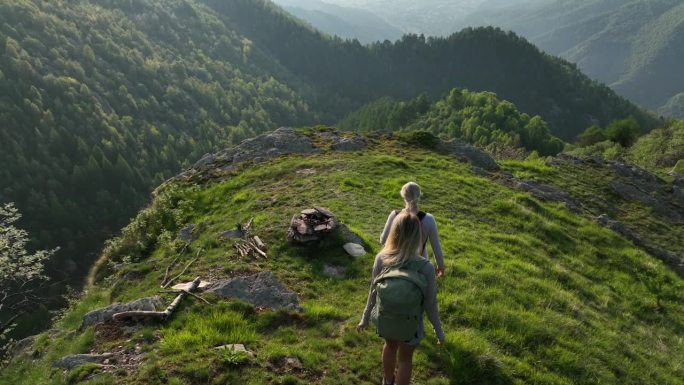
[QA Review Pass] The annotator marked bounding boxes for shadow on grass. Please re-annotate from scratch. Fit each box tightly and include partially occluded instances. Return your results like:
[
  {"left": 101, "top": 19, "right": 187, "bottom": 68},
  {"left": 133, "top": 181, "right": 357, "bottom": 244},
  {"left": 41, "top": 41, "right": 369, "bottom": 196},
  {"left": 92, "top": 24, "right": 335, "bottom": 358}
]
[{"left": 425, "top": 340, "right": 514, "bottom": 385}]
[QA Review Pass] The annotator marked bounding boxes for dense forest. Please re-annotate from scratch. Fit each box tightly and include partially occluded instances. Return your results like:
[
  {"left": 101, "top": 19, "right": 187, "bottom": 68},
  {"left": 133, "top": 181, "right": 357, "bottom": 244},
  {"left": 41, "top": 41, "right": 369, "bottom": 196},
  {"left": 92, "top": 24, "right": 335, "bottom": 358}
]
[
  {"left": 0, "top": 0, "right": 315, "bottom": 287},
  {"left": 570, "top": 119, "right": 684, "bottom": 174},
  {"left": 339, "top": 89, "right": 565, "bottom": 155},
  {"left": 0, "top": 0, "right": 661, "bottom": 337},
  {"left": 213, "top": 0, "right": 657, "bottom": 138}
]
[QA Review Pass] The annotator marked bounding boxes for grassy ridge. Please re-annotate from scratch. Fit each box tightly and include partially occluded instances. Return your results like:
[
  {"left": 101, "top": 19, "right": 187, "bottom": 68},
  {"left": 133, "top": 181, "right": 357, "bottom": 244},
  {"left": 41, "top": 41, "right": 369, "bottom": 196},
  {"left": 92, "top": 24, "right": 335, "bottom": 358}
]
[{"left": 3, "top": 137, "right": 683, "bottom": 385}]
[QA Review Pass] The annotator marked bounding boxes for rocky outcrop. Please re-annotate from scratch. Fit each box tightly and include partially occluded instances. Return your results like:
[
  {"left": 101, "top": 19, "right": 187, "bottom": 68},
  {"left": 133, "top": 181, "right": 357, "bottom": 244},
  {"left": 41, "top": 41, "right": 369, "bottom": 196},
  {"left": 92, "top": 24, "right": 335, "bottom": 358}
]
[
  {"left": 172, "top": 127, "right": 320, "bottom": 183},
  {"left": 497, "top": 174, "right": 581, "bottom": 212},
  {"left": 596, "top": 214, "right": 684, "bottom": 277},
  {"left": 437, "top": 139, "right": 500, "bottom": 172},
  {"left": 54, "top": 353, "right": 114, "bottom": 370},
  {"left": 80, "top": 297, "right": 163, "bottom": 329},
  {"left": 318, "top": 131, "right": 368, "bottom": 152},
  {"left": 169, "top": 127, "right": 500, "bottom": 185},
  {"left": 206, "top": 271, "right": 301, "bottom": 311},
  {"left": 549, "top": 154, "right": 684, "bottom": 220}
]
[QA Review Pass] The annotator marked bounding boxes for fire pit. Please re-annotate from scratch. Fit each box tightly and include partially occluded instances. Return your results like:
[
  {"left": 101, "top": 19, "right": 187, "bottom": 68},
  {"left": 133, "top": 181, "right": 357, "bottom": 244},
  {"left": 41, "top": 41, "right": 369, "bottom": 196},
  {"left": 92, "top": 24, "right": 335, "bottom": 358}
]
[{"left": 287, "top": 207, "right": 338, "bottom": 244}]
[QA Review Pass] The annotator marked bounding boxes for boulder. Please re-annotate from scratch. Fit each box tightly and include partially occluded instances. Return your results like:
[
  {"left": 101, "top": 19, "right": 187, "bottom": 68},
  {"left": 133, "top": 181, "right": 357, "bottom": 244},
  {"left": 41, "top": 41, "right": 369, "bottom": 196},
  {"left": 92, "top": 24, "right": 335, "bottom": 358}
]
[
  {"left": 337, "top": 224, "right": 363, "bottom": 245},
  {"left": 227, "top": 127, "right": 319, "bottom": 165},
  {"left": 54, "top": 353, "right": 114, "bottom": 370},
  {"left": 206, "top": 271, "right": 301, "bottom": 311},
  {"left": 178, "top": 224, "right": 196, "bottom": 242},
  {"left": 343, "top": 243, "right": 367, "bottom": 258},
  {"left": 193, "top": 153, "right": 215, "bottom": 169},
  {"left": 437, "top": 139, "right": 499, "bottom": 171},
  {"left": 81, "top": 297, "right": 163, "bottom": 329}
]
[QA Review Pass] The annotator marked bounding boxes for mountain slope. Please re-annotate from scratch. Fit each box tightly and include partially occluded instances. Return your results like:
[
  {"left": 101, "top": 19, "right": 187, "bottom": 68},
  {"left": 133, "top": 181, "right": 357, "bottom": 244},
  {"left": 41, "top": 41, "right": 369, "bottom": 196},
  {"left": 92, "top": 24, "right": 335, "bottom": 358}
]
[
  {"left": 318, "top": 0, "right": 684, "bottom": 118},
  {"left": 0, "top": 0, "right": 316, "bottom": 288},
  {"left": 3, "top": 129, "right": 683, "bottom": 385},
  {"left": 0, "top": 0, "right": 660, "bottom": 339},
  {"left": 271, "top": 0, "right": 403, "bottom": 43},
  {"left": 463, "top": 0, "right": 684, "bottom": 118},
  {"left": 213, "top": 0, "right": 657, "bottom": 137}
]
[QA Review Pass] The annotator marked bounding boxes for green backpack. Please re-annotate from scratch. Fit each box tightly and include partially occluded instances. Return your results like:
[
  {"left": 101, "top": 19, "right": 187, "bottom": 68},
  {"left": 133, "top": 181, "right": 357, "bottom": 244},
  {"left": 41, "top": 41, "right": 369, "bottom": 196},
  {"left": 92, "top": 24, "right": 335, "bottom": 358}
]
[{"left": 370, "top": 259, "right": 429, "bottom": 341}]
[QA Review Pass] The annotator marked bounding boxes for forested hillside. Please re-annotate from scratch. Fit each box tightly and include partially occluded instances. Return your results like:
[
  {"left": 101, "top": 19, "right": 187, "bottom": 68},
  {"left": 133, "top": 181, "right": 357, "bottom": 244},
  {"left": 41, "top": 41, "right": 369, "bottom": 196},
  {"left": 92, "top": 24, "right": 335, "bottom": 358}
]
[
  {"left": 216, "top": 0, "right": 656, "bottom": 138},
  {"left": 271, "top": 0, "right": 403, "bottom": 43},
  {"left": 0, "top": 0, "right": 315, "bottom": 289},
  {"left": 317, "top": 0, "right": 684, "bottom": 119},
  {"left": 453, "top": 0, "right": 684, "bottom": 119},
  {"left": 339, "top": 89, "right": 564, "bottom": 155},
  {"left": 0, "top": 0, "right": 656, "bottom": 312}
]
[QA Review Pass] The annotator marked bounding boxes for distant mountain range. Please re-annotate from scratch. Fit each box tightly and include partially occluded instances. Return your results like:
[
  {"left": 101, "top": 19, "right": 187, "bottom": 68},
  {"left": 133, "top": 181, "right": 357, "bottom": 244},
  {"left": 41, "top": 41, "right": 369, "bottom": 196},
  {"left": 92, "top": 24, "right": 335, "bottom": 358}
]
[
  {"left": 272, "top": 0, "right": 403, "bottom": 43},
  {"left": 284, "top": 0, "right": 684, "bottom": 119}
]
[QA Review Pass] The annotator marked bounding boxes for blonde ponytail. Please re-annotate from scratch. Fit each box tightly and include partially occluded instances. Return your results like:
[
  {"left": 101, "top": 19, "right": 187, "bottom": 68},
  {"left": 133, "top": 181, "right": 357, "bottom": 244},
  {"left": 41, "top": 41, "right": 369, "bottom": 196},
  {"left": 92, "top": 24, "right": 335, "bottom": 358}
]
[{"left": 401, "top": 182, "right": 421, "bottom": 212}]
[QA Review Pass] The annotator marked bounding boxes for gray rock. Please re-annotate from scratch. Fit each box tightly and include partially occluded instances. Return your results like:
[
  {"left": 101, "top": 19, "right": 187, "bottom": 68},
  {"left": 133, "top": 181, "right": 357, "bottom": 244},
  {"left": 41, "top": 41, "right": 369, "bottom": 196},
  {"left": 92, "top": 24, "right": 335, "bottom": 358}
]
[
  {"left": 318, "top": 132, "right": 367, "bottom": 152},
  {"left": 229, "top": 127, "right": 319, "bottom": 164},
  {"left": 498, "top": 175, "right": 581, "bottom": 212},
  {"left": 81, "top": 297, "right": 163, "bottom": 329},
  {"left": 178, "top": 224, "right": 196, "bottom": 242},
  {"left": 596, "top": 214, "right": 684, "bottom": 277},
  {"left": 322, "top": 265, "right": 346, "bottom": 279},
  {"left": 8, "top": 335, "right": 36, "bottom": 361},
  {"left": 193, "top": 153, "right": 215, "bottom": 169},
  {"left": 206, "top": 271, "right": 301, "bottom": 311},
  {"left": 54, "top": 353, "right": 114, "bottom": 370},
  {"left": 220, "top": 229, "right": 245, "bottom": 239},
  {"left": 343, "top": 243, "right": 367, "bottom": 258},
  {"left": 596, "top": 214, "right": 639, "bottom": 243},
  {"left": 337, "top": 224, "right": 363, "bottom": 244},
  {"left": 437, "top": 139, "right": 499, "bottom": 171},
  {"left": 283, "top": 356, "right": 303, "bottom": 370}
]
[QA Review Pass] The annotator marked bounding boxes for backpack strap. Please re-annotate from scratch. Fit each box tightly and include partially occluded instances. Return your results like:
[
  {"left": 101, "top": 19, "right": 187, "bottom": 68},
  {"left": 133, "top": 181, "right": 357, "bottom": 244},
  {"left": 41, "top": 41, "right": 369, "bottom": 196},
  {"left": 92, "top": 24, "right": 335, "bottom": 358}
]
[
  {"left": 373, "top": 261, "right": 429, "bottom": 298},
  {"left": 396, "top": 209, "right": 426, "bottom": 222}
]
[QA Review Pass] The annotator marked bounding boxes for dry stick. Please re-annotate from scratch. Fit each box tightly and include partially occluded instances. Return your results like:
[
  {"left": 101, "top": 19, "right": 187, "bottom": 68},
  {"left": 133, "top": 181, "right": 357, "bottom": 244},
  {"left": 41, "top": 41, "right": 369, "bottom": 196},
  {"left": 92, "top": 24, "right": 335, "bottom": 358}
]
[
  {"left": 160, "top": 243, "right": 189, "bottom": 287},
  {"left": 159, "top": 289, "right": 212, "bottom": 305},
  {"left": 253, "top": 236, "right": 266, "bottom": 250},
  {"left": 162, "top": 248, "right": 203, "bottom": 289},
  {"left": 247, "top": 239, "right": 268, "bottom": 259},
  {"left": 113, "top": 277, "right": 201, "bottom": 321}
]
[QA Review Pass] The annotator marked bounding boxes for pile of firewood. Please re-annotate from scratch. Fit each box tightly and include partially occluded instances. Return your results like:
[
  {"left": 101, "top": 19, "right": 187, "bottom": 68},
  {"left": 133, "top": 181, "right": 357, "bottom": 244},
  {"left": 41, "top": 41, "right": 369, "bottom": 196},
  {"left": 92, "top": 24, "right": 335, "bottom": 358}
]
[
  {"left": 228, "top": 218, "right": 268, "bottom": 259},
  {"left": 234, "top": 235, "right": 268, "bottom": 259},
  {"left": 287, "top": 207, "right": 338, "bottom": 244}
]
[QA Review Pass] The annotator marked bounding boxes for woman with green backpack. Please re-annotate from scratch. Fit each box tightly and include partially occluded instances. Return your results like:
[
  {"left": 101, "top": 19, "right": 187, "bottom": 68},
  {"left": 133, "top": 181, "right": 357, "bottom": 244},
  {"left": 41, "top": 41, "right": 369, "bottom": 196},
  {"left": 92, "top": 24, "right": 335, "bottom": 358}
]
[{"left": 357, "top": 211, "right": 445, "bottom": 385}]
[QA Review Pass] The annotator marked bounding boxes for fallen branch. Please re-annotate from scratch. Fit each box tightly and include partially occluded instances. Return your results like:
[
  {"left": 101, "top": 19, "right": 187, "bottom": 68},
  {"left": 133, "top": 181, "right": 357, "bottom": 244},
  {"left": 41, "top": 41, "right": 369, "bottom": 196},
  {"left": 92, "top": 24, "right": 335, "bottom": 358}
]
[
  {"left": 160, "top": 243, "right": 189, "bottom": 287},
  {"left": 113, "top": 277, "right": 201, "bottom": 321},
  {"left": 160, "top": 289, "right": 212, "bottom": 305},
  {"left": 162, "top": 248, "right": 203, "bottom": 289}
]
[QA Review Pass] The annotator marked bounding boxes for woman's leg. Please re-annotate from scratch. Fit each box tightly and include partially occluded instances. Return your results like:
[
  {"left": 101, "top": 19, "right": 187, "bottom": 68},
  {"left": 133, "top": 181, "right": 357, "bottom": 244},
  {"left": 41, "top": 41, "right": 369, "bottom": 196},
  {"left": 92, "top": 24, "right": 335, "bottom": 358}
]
[
  {"left": 382, "top": 340, "right": 400, "bottom": 383},
  {"left": 395, "top": 343, "right": 417, "bottom": 385}
]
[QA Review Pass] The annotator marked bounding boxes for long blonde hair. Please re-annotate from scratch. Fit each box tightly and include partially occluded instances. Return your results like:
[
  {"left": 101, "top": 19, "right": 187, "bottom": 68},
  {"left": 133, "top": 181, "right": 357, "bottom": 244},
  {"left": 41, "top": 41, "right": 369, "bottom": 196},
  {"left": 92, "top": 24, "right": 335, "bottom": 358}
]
[
  {"left": 379, "top": 211, "right": 422, "bottom": 268},
  {"left": 401, "top": 182, "right": 421, "bottom": 212}
]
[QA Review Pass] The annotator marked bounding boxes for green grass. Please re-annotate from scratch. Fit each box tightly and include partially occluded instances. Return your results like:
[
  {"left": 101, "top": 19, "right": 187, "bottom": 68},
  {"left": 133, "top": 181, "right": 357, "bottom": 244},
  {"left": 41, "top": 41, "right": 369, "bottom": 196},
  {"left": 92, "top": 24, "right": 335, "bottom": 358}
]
[{"left": 4, "top": 139, "right": 684, "bottom": 385}]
